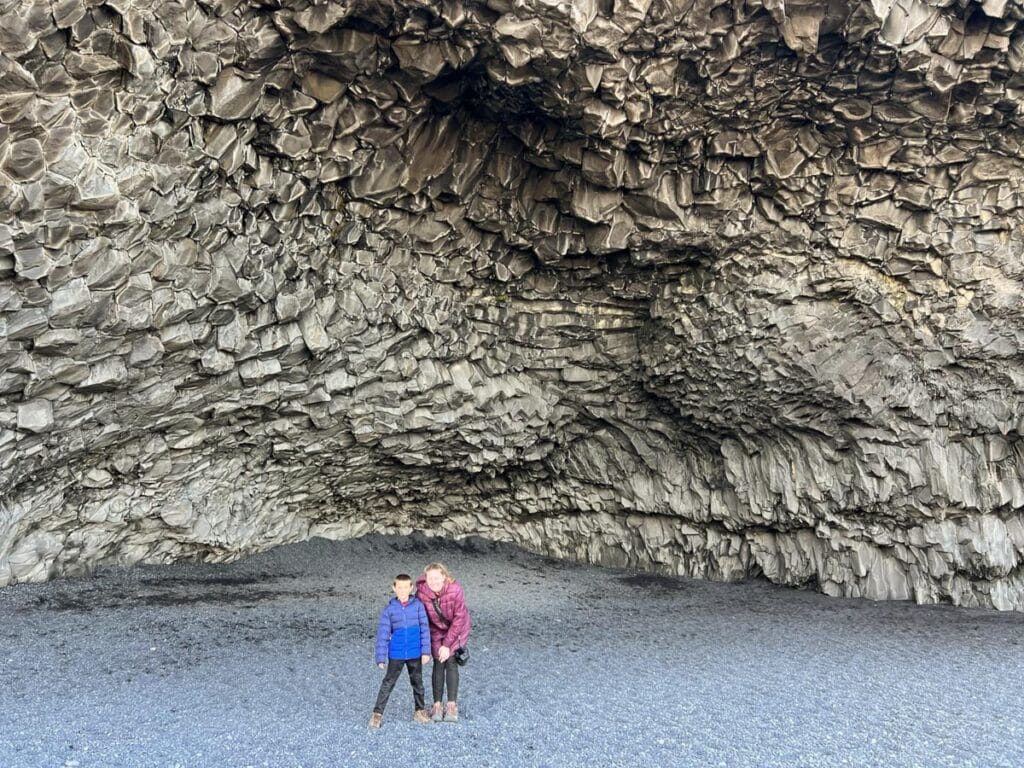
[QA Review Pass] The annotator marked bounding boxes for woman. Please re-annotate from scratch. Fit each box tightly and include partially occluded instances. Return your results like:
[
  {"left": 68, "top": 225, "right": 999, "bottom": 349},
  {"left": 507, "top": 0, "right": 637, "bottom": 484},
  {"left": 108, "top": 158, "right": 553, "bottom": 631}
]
[{"left": 416, "top": 561, "right": 471, "bottom": 722}]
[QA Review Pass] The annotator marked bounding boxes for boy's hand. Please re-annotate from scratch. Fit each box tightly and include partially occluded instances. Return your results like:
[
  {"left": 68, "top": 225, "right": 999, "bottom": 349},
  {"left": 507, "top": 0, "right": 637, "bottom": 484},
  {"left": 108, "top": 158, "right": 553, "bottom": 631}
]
[
  {"left": 421, "top": 654, "right": 431, "bottom": 665},
  {"left": 377, "top": 663, "right": 385, "bottom": 670}
]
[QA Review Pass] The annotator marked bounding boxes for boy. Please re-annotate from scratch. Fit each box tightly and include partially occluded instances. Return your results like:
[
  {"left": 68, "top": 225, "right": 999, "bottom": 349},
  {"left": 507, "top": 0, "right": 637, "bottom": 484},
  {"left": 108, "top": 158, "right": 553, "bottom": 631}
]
[{"left": 370, "top": 574, "right": 432, "bottom": 728}]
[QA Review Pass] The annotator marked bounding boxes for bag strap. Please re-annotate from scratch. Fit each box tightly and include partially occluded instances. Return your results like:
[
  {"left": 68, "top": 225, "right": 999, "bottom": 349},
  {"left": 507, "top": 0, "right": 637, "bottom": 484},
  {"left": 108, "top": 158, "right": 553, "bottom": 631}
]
[{"left": 432, "top": 597, "right": 452, "bottom": 627}]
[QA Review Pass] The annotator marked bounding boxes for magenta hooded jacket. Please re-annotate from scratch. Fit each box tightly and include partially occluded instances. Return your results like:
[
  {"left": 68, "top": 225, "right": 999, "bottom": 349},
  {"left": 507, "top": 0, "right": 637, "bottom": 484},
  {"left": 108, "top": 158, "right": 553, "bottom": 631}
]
[{"left": 415, "top": 576, "right": 472, "bottom": 657}]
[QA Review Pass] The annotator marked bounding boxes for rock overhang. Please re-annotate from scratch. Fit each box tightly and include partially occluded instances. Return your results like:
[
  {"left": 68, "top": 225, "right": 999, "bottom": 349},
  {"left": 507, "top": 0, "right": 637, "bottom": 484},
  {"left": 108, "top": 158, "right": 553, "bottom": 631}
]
[{"left": 1, "top": 0, "right": 1024, "bottom": 609}]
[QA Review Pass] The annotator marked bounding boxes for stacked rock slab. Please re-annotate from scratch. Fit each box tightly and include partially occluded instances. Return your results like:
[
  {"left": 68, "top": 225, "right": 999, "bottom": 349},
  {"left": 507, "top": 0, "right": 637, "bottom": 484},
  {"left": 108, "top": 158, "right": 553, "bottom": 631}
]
[{"left": 2, "top": 0, "right": 1024, "bottom": 609}]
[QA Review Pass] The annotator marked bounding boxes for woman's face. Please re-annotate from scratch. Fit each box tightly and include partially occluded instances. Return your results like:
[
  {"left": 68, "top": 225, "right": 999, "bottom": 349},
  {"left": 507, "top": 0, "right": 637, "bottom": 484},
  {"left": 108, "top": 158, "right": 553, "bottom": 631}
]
[{"left": 425, "top": 569, "right": 446, "bottom": 594}]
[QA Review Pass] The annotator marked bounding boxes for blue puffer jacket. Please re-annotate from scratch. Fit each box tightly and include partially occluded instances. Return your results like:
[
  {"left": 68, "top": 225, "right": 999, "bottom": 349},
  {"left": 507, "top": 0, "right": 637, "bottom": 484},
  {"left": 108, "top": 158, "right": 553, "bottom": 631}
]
[{"left": 375, "top": 596, "right": 430, "bottom": 663}]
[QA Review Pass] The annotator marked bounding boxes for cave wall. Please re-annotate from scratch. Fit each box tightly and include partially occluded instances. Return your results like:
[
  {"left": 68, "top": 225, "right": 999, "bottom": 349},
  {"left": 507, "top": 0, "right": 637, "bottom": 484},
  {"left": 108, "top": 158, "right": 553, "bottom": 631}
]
[{"left": 2, "top": 0, "right": 1024, "bottom": 609}]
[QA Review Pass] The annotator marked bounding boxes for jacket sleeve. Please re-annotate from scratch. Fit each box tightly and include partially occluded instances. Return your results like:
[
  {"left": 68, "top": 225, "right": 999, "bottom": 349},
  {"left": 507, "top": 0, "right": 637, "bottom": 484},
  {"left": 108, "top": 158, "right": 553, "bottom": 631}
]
[
  {"left": 416, "top": 581, "right": 437, "bottom": 629},
  {"left": 442, "top": 586, "right": 471, "bottom": 649},
  {"left": 418, "top": 602, "right": 430, "bottom": 656},
  {"left": 374, "top": 606, "right": 391, "bottom": 664}
]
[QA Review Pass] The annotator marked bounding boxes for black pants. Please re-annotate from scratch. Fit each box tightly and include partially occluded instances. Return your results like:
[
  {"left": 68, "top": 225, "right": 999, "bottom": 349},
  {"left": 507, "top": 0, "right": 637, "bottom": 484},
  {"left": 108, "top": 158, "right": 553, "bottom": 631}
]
[
  {"left": 432, "top": 658, "right": 460, "bottom": 703},
  {"left": 373, "top": 658, "right": 424, "bottom": 714}
]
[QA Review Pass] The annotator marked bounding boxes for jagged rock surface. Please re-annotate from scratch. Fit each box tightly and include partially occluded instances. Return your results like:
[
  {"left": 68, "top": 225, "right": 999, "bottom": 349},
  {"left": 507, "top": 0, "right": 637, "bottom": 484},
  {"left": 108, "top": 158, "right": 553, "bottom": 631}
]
[{"left": 2, "top": 0, "right": 1024, "bottom": 609}]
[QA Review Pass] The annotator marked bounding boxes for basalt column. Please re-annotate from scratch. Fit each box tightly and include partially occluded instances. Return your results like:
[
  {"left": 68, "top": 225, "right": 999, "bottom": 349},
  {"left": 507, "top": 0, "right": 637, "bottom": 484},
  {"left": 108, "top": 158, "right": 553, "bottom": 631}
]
[{"left": 2, "top": 0, "right": 1024, "bottom": 609}]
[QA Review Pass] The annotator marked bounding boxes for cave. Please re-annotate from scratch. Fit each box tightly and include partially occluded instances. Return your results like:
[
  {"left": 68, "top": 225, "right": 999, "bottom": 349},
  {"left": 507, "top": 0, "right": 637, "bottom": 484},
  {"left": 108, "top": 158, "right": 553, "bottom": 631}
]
[{"left": 2, "top": 0, "right": 1024, "bottom": 611}]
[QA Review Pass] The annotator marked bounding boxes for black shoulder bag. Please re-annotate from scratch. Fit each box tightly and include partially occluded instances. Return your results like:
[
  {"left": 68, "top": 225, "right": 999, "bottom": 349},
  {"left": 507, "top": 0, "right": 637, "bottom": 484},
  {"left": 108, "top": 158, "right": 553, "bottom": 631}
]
[{"left": 432, "top": 597, "right": 469, "bottom": 666}]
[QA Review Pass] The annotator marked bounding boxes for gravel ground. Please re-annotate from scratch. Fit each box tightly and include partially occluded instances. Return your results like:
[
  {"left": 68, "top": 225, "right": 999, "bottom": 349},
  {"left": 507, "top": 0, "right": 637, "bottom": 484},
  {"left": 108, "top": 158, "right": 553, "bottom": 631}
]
[{"left": 0, "top": 534, "right": 1022, "bottom": 768}]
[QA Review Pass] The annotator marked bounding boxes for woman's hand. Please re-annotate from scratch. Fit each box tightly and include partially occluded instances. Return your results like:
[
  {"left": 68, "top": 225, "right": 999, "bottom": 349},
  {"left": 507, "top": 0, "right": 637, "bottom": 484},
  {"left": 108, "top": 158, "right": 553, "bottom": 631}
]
[
  {"left": 438, "top": 645, "right": 451, "bottom": 662},
  {"left": 377, "top": 662, "right": 385, "bottom": 670},
  {"left": 421, "top": 654, "right": 431, "bottom": 665}
]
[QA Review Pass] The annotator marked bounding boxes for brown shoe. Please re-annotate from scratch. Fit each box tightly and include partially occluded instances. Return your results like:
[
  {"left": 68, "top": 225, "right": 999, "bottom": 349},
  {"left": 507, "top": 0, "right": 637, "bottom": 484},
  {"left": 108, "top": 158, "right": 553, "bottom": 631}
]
[
  {"left": 445, "top": 701, "right": 459, "bottom": 722},
  {"left": 413, "top": 709, "right": 431, "bottom": 724},
  {"left": 368, "top": 712, "right": 382, "bottom": 729}
]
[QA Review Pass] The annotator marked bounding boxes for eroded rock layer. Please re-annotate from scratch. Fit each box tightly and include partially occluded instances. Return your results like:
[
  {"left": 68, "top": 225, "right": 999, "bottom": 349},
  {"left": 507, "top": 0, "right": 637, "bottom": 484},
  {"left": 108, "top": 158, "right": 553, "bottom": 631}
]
[{"left": 2, "top": 0, "right": 1024, "bottom": 608}]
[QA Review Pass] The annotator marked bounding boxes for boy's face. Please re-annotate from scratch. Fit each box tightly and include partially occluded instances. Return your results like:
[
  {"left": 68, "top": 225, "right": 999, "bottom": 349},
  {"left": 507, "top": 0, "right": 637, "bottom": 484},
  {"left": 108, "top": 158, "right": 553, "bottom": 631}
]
[{"left": 393, "top": 579, "right": 413, "bottom": 601}]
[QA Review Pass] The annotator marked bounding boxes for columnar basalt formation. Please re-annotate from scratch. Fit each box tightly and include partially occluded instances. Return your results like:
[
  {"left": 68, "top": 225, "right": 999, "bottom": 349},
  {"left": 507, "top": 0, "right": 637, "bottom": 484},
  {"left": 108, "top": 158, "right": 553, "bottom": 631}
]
[{"left": 2, "top": 0, "right": 1024, "bottom": 609}]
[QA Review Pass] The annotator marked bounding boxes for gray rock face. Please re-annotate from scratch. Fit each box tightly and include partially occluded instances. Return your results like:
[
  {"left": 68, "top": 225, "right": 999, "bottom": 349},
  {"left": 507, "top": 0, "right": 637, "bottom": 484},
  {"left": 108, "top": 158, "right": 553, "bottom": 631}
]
[{"left": 2, "top": 0, "right": 1024, "bottom": 609}]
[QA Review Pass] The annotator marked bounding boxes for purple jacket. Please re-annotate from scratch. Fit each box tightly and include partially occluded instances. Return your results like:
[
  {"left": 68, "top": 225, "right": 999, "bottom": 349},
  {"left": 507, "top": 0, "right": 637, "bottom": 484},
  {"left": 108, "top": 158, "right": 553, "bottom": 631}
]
[{"left": 415, "top": 576, "right": 471, "bottom": 657}]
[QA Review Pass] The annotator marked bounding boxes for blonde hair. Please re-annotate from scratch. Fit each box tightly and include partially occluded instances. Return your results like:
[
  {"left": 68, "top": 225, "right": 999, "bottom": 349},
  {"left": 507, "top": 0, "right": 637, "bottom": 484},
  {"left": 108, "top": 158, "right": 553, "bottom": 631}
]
[{"left": 424, "top": 562, "right": 452, "bottom": 582}]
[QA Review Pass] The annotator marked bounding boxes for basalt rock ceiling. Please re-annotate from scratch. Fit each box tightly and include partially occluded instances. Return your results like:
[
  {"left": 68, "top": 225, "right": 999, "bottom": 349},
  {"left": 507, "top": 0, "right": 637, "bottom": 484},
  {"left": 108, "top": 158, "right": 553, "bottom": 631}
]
[{"left": 2, "top": 0, "right": 1024, "bottom": 609}]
